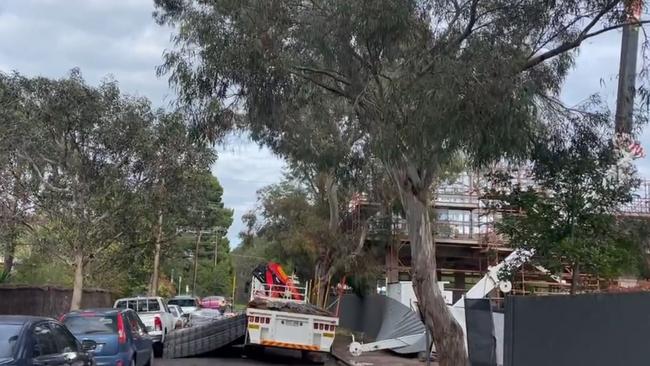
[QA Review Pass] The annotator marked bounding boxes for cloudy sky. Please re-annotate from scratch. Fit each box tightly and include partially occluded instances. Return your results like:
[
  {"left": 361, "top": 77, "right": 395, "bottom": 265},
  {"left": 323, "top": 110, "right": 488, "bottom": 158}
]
[{"left": 0, "top": 0, "right": 647, "bottom": 246}]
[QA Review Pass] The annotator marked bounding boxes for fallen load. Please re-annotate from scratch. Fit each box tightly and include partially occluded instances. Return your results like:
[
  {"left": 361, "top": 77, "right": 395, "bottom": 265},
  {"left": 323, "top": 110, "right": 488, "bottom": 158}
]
[{"left": 163, "top": 314, "right": 246, "bottom": 358}]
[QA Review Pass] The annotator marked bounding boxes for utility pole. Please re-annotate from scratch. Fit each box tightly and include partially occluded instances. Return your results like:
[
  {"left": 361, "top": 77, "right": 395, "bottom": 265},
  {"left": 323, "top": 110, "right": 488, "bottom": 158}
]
[
  {"left": 192, "top": 231, "right": 203, "bottom": 296},
  {"left": 214, "top": 232, "right": 219, "bottom": 267},
  {"left": 615, "top": 0, "right": 643, "bottom": 135},
  {"left": 213, "top": 227, "right": 225, "bottom": 267}
]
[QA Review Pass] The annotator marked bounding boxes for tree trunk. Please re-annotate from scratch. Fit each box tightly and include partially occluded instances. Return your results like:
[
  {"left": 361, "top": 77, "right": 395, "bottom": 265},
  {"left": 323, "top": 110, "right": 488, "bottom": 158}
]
[
  {"left": 314, "top": 260, "right": 332, "bottom": 308},
  {"left": 149, "top": 211, "right": 164, "bottom": 296},
  {"left": 324, "top": 171, "right": 339, "bottom": 232},
  {"left": 570, "top": 262, "right": 580, "bottom": 295},
  {"left": 70, "top": 252, "right": 84, "bottom": 311},
  {"left": 311, "top": 171, "right": 339, "bottom": 308},
  {"left": 2, "top": 244, "right": 15, "bottom": 280},
  {"left": 2, "top": 231, "right": 17, "bottom": 280},
  {"left": 391, "top": 166, "right": 468, "bottom": 366}
]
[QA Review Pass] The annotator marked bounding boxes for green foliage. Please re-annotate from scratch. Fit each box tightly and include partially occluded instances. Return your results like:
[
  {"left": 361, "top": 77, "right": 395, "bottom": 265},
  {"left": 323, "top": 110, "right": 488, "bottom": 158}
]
[
  {"left": 0, "top": 70, "right": 233, "bottom": 299},
  {"left": 488, "top": 117, "right": 641, "bottom": 284},
  {"left": 160, "top": 172, "right": 234, "bottom": 298},
  {"left": 12, "top": 253, "right": 73, "bottom": 287}
]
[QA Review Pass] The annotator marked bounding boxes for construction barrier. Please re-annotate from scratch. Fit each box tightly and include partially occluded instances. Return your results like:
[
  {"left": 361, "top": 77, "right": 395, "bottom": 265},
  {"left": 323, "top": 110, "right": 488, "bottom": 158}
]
[{"left": 163, "top": 314, "right": 246, "bottom": 358}]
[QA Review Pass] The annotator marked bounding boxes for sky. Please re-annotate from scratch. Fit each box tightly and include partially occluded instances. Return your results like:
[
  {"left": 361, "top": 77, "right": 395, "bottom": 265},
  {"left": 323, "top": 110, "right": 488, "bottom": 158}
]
[{"left": 0, "top": 0, "right": 647, "bottom": 246}]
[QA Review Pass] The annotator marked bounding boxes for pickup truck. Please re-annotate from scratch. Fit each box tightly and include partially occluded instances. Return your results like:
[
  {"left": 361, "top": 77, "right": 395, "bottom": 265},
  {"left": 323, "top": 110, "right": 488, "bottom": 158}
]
[{"left": 114, "top": 296, "right": 175, "bottom": 356}]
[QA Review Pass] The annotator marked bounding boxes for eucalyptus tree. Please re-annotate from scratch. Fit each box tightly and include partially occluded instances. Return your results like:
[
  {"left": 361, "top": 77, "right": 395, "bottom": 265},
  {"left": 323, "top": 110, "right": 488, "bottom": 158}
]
[
  {"left": 8, "top": 70, "right": 153, "bottom": 310},
  {"left": 0, "top": 73, "right": 37, "bottom": 281},
  {"left": 154, "top": 1, "right": 649, "bottom": 363}
]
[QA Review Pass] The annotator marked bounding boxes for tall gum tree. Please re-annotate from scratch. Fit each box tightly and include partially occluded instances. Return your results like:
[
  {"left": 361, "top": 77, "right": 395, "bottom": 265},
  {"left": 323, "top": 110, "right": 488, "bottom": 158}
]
[
  {"left": 7, "top": 70, "right": 154, "bottom": 310},
  {"left": 154, "top": 1, "right": 649, "bottom": 364}
]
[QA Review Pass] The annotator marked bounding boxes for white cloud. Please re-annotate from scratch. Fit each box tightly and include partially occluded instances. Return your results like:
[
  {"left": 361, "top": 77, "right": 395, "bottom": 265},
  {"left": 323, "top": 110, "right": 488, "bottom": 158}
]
[{"left": 212, "top": 135, "right": 286, "bottom": 245}]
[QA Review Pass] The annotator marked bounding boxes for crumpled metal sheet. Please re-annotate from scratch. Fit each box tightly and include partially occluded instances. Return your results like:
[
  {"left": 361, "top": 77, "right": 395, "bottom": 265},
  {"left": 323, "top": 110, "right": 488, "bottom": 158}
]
[{"left": 339, "top": 294, "right": 427, "bottom": 354}]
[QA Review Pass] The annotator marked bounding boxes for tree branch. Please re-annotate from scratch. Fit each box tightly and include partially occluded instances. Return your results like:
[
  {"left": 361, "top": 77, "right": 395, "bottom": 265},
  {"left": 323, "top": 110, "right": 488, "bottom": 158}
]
[
  {"left": 290, "top": 71, "right": 350, "bottom": 98},
  {"left": 455, "top": 0, "right": 480, "bottom": 47},
  {"left": 523, "top": 1, "right": 632, "bottom": 70},
  {"left": 291, "top": 65, "right": 350, "bottom": 85},
  {"left": 16, "top": 151, "right": 69, "bottom": 193}
]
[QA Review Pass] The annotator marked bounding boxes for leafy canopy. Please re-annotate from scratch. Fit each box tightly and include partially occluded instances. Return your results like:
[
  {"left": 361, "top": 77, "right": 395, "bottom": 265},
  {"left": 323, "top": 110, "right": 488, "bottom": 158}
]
[{"left": 487, "top": 116, "right": 640, "bottom": 280}]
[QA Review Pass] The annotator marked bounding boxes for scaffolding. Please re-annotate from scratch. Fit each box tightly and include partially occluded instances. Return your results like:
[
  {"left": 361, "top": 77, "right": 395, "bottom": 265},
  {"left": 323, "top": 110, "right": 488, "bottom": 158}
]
[{"left": 375, "top": 174, "right": 650, "bottom": 302}]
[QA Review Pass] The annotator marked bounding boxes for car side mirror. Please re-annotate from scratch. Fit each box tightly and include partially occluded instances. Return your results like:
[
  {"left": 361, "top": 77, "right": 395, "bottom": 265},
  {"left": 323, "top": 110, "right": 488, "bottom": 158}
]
[{"left": 81, "top": 339, "right": 97, "bottom": 352}]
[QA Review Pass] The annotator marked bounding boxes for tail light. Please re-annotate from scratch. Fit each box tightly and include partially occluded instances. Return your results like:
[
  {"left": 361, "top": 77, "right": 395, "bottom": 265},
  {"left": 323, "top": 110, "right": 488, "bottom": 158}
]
[
  {"left": 116, "top": 360, "right": 124, "bottom": 366},
  {"left": 248, "top": 316, "right": 271, "bottom": 324},
  {"left": 314, "top": 322, "right": 336, "bottom": 332},
  {"left": 116, "top": 313, "right": 127, "bottom": 344},
  {"left": 154, "top": 316, "right": 163, "bottom": 331}
]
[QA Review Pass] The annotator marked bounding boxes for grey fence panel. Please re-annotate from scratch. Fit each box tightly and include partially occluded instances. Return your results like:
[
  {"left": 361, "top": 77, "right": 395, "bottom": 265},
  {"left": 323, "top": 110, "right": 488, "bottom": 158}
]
[
  {"left": 465, "top": 299, "right": 497, "bottom": 366},
  {"left": 504, "top": 292, "right": 650, "bottom": 366},
  {"left": 163, "top": 314, "right": 246, "bottom": 359}
]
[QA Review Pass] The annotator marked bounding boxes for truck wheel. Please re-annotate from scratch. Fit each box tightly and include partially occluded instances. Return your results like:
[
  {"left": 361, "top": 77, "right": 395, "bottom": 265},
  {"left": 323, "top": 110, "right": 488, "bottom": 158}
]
[
  {"left": 302, "top": 351, "right": 325, "bottom": 364},
  {"left": 243, "top": 344, "right": 264, "bottom": 359},
  {"left": 153, "top": 343, "right": 164, "bottom": 358}
]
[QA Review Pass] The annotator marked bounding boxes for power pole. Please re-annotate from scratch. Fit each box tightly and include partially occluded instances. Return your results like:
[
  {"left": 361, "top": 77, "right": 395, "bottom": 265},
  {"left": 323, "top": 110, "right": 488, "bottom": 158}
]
[
  {"left": 214, "top": 233, "right": 219, "bottom": 267},
  {"left": 615, "top": 0, "right": 643, "bottom": 135},
  {"left": 192, "top": 231, "right": 203, "bottom": 296}
]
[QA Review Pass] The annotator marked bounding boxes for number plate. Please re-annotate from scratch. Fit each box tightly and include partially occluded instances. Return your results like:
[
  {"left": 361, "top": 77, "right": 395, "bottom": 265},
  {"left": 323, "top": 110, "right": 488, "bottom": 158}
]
[{"left": 281, "top": 320, "right": 303, "bottom": 327}]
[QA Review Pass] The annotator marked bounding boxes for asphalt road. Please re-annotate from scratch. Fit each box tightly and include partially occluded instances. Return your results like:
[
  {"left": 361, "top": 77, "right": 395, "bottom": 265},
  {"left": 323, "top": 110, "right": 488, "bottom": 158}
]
[{"left": 157, "top": 346, "right": 339, "bottom": 366}]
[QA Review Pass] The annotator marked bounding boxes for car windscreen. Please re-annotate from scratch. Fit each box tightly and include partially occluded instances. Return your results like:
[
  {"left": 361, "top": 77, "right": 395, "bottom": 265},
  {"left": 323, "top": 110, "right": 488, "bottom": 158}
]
[
  {"left": 63, "top": 314, "right": 117, "bottom": 335},
  {"left": 115, "top": 299, "right": 160, "bottom": 312},
  {"left": 0, "top": 324, "right": 22, "bottom": 358},
  {"left": 169, "top": 307, "right": 179, "bottom": 317},
  {"left": 167, "top": 299, "right": 196, "bottom": 307}
]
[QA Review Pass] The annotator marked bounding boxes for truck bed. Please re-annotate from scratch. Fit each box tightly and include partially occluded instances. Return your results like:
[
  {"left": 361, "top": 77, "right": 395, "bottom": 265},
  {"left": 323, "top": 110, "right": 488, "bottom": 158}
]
[{"left": 248, "top": 297, "right": 333, "bottom": 317}]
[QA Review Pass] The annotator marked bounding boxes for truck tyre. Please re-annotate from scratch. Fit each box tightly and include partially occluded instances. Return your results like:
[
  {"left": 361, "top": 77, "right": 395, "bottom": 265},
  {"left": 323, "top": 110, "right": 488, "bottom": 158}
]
[
  {"left": 153, "top": 342, "right": 164, "bottom": 358},
  {"left": 302, "top": 351, "right": 325, "bottom": 364},
  {"left": 243, "top": 344, "right": 264, "bottom": 359}
]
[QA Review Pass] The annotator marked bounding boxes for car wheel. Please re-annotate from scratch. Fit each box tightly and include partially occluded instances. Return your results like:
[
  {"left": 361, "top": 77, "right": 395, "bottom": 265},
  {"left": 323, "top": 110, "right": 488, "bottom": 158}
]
[{"left": 145, "top": 349, "right": 154, "bottom": 366}]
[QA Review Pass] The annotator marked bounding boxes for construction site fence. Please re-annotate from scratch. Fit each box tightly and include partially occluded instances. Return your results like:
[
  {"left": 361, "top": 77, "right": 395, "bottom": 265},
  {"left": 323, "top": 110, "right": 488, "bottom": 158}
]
[
  {"left": 163, "top": 314, "right": 246, "bottom": 359},
  {"left": 504, "top": 292, "right": 650, "bottom": 366}
]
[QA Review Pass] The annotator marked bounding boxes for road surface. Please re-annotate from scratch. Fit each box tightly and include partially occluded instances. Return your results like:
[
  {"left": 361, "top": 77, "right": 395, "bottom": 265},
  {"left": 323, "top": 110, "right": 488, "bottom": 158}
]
[{"left": 158, "top": 346, "right": 338, "bottom": 366}]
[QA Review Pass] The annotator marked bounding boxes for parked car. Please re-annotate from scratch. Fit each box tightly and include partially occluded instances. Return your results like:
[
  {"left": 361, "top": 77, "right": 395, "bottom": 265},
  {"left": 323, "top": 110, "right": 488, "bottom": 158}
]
[
  {"left": 200, "top": 296, "right": 230, "bottom": 312},
  {"left": 166, "top": 296, "right": 200, "bottom": 314},
  {"left": 114, "top": 297, "right": 174, "bottom": 356},
  {"left": 167, "top": 305, "right": 188, "bottom": 329},
  {"left": 61, "top": 308, "right": 153, "bottom": 366},
  {"left": 0, "top": 315, "right": 95, "bottom": 366}
]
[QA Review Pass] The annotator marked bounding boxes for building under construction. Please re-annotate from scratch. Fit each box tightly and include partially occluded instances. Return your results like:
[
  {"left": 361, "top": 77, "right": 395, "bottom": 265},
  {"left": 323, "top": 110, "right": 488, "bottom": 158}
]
[{"left": 374, "top": 174, "right": 650, "bottom": 305}]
